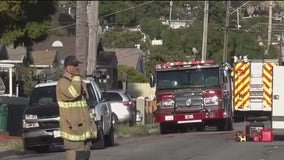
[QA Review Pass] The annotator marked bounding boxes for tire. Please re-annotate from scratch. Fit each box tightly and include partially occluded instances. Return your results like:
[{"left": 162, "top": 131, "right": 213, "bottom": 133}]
[
  {"left": 160, "top": 123, "right": 169, "bottom": 134},
  {"left": 91, "top": 126, "right": 105, "bottom": 149},
  {"left": 104, "top": 125, "right": 115, "bottom": 146},
  {"left": 112, "top": 113, "right": 119, "bottom": 128},
  {"left": 227, "top": 117, "right": 233, "bottom": 131},
  {"left": 196, "top": 125, "right": 205, "bottom": 132},
  {"left": 217, "top": 118, "right": 233, "bottom": 131},
  {"left": 34, "top": 146, "right": 50, "bottom": 153},
  {"left": 160, "top": 123, "right": 177, "bottom": 134}
]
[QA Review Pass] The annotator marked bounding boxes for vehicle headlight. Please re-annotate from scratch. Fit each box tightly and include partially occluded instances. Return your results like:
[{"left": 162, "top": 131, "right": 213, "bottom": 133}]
[
  {"left": 25, "top": 114, "right": 38, "bottom": 120},
  {"left": 22, "top": 120, "right": 39, "bottom": 128},
  {"left": 204, "top": 96, "right": 219, "bottom": 106},
  {"left": 160, "top": 100, "right": 174, "bottom": 108}
]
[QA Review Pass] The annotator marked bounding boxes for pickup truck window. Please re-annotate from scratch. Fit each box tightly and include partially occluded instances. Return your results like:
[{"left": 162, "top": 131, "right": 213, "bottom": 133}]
[
  {"left": 86, "top": 83, "right": 99, "bottom": 105},
  {"left": 29, "top": 86, "right": 57, "bottom": 106},
  {"left": 28, "top": 81, "right": 101, "bottom": 108}
]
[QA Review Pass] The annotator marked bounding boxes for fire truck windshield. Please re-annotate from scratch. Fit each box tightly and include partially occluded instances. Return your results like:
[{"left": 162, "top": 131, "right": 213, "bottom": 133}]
[{"left": 156, "top": 68, "right": 219, "bottom": 89}]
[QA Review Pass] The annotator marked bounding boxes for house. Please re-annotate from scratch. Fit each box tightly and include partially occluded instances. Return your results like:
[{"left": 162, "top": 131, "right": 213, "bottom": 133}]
[
  {"left": 32, "top": 35, "right": 77, "bottom": 61},
  {"left": 161, "top": 19, "right": 194, "bottom": 29},
  {"left": 104, "top": 48, "right": 145, "bottom": 73},
  {"left": 0, "top": 45, "right": 31, "bottom": 65},
  {"left": 32, "top": 35, "right": 119, "bottom": 88},
  {"left": 30, "top": 50, "right": 61, "bottom": 75},
  {"left": 32, "top": 35, "right": 104, "bottom": 63},
  {"left": 152, "top": 39, "right": 163, "bottom": 46}
]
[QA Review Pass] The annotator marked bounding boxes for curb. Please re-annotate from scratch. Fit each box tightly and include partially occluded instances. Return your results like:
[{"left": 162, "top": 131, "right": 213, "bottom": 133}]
[{"left": 0, "top": 135, "right": 21, "bottom": 140}]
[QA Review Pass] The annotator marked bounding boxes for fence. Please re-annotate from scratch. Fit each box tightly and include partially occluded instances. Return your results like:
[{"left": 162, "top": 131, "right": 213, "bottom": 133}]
[
  {"left": 135, "top": 97, "right": 158, "bottom": 124},
  {"left": 127, "top": 83, "right": 156, "bottom": 100},
  {"left": 145, "top": 99, "right": 157, "bottom": 124},
  {"left": 126, "top": 83, "right": 158, "bottom": 124}
]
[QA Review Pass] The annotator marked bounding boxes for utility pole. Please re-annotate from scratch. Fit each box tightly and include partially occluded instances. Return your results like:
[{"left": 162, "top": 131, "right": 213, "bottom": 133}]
[
  {"left": 87, "top": 1, "right": 99, "bottom": 75},
  {"left": 76, "top": 1, "right": 88, "bottom": 76},
  {"left": 237, "top": 8, "right": 240, "bottom": 29},
  {"left": 169, "top": 0, "right": 173, "bottom": 28},
  {"left": 223, "top": 1, "right": 231, "bottom": 63},
  {"left": 267, "top": 1, "right": 273, "bottom": 52},
  {"left": 279, "top": 34, "right": 282, "bottom": 65},
  {"left": 201, "top": 1, "right": 209, "bottom": 61}
]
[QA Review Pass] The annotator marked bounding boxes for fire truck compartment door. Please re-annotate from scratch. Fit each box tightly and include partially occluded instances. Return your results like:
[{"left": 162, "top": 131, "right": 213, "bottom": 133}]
[{"left": 272, "top": 66, "right": 284, "bottom": 129}]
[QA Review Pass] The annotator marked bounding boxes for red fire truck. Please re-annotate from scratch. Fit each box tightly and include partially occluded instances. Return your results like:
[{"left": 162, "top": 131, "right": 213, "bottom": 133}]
[{"left": 149, "top": 60, "right": 234, "bottom": 134}]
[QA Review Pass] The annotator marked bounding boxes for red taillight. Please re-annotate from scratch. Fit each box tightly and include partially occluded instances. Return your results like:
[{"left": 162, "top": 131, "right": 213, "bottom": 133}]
[
  {"left": 123, "top": 102, "right": 133, "bottom": 107},
  {"left": 203, "top": 89, "right": 222, "bottom": 97},
  {"left": 157, "top": 92, "right": 173, "bottom": 101}
]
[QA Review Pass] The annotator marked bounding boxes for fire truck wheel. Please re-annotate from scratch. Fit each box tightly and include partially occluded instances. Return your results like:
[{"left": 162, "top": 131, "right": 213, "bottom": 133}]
[
  {"left": 217, "top": 118, "right": 233, "bottom": 131},
  {"left": 160, "top": 123, "right": 177, "bottom": 134},
  {"left": 195, "top": 125, "right": 205, "bottom": 131}
]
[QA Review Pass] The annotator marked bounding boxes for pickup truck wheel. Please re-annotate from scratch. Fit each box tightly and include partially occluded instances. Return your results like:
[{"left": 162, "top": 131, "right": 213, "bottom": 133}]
[
  {"left": 112, "top": 113, "right": 119, "bottom": 127},
  {"left": 34, "top": 146, "right": 50, "bottom": 153},
  {"left": 105, "top": 125, "right": 115, "bottom": 146},
  {"left": 91, "top": 126, "right": 105, "bottom": 149}
]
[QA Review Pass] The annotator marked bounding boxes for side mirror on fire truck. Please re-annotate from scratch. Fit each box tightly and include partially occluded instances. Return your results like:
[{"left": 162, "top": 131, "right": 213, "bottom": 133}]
[{"left": 149, "top": 73, "right": 155, "bottom": 88}]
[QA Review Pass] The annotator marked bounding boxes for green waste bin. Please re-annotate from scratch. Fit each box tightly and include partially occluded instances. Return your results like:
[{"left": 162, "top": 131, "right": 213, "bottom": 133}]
[{"left": 0, "top": 104, "right": 8, "bottom": 133}]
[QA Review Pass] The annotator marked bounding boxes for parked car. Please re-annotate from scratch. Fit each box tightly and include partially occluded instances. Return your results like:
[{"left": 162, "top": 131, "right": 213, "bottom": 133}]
[
  {"left": 22, "top": 78, "right": 114, "bottom": 153},
  {"left": 102, "top": 90, "right": 136, "bottom": 125}
]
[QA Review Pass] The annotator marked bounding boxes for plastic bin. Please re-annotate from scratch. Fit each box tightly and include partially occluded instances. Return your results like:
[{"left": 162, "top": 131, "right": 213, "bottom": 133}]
[
  {"left": 260, "top": 128, "right": 273, "bottom": 142},
  {"left": 0, "top": 104, "right": 8, "bottom": 132}
]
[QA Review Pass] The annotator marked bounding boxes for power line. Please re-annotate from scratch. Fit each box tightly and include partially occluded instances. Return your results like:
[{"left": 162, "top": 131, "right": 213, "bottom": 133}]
[
  {"left": 47, "top": 23, "right": 75, "bottom": 31},
  {"left": 48, "top": 1, "right": 159, "bottom": 31},
  {"left": 102, "top": 1, "right": 155, "bottom": 18}
]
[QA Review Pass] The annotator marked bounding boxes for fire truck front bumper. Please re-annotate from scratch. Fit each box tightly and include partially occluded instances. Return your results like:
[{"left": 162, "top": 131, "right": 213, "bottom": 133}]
[{"left": 155, "top": 110, "right": 225, "bottom": 124}]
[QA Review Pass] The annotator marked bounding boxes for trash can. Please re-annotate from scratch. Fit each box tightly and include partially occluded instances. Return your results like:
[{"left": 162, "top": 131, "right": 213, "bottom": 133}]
[{"left": 0, "top": 104, "right": 8, "bottom": 133}]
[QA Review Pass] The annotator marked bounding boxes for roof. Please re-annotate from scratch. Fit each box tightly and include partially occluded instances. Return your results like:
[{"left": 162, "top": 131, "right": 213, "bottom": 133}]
[
  {"left": 6, "top": 46, "right": 26, "bottom": 61},
  {"left": 103, "top": 48, "right": 143, "bottom": 69},
  {"left": 32, "top": 32, "right": 103, "bottom": 60},
  {"left": 32, "top": 50, "right": 58, "bottom": 66},
  {"left": 32, "top": 35, "right": 76, "bottom": 60},
  {"left": 0, "top": 45, "right": 26, "bottom": 61}
]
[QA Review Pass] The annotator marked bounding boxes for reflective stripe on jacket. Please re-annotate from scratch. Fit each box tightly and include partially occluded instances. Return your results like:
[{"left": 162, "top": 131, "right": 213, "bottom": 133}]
[
  {"left": 58, "top": 100, "right": 88, "bottom": 108},
  {"left": 56, "top": 72, "right": 96, "bottom": 142}
]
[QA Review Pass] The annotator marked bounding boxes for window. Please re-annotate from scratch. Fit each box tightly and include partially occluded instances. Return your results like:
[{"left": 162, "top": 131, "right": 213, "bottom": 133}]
[
  {"left": 29, "top": 86, "right": 57, "bottom": 106},
  {"left": 106, "top": 92, "right": 122, "bottom": 101}
]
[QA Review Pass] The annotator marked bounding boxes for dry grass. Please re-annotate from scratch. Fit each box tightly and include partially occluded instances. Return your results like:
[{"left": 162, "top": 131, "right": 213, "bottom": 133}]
[
  {"left": 114, "top": 123, "right": 160, "bottom": 139},
  {"left": 0, "top": 140, "right": 23, "bottom": 152}
]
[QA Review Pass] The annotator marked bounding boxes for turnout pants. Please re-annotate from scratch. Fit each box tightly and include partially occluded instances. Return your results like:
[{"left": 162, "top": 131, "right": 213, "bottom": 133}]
[{"left": 64, "top": 139, "right": 91, "bottom": 160}]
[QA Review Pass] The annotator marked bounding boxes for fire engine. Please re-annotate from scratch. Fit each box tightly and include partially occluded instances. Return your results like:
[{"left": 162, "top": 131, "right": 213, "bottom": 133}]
[
  {"left": 231, "top": 58, "right": 278, "bottom": 121},
  {"left": 149, "top": 60, "right": 233, "bottom": 134}
]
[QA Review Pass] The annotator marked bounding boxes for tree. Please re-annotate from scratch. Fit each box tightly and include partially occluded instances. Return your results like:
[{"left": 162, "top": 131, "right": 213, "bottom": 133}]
[
  {"left": 118, "top": 65, "right": 148, "bottom": 83},
  {"left": 100, "top": 1, "right": 136, "bottom": 27},
  {"left": 102, "top": 30, "right": 144, "bottom": 48},
  {"left": 0, "top": 1, "right": 57, "bottom": 48},
  {"left": 140, "top": 17, "right": 166, "bottom": 40},
  {"left": 99, "top": 1, "right": 169, "bottom": 28}
]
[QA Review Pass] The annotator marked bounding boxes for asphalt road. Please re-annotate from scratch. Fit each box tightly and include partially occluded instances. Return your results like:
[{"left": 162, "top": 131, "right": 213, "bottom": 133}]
[{"left": 1, "top": 122, "right": 284, "bottom": 160}]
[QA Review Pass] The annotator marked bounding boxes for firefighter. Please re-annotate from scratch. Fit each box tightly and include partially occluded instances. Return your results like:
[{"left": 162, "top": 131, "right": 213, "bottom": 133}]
[{"left": 56, "top": 55, "right": 97, "bottom": 160}]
